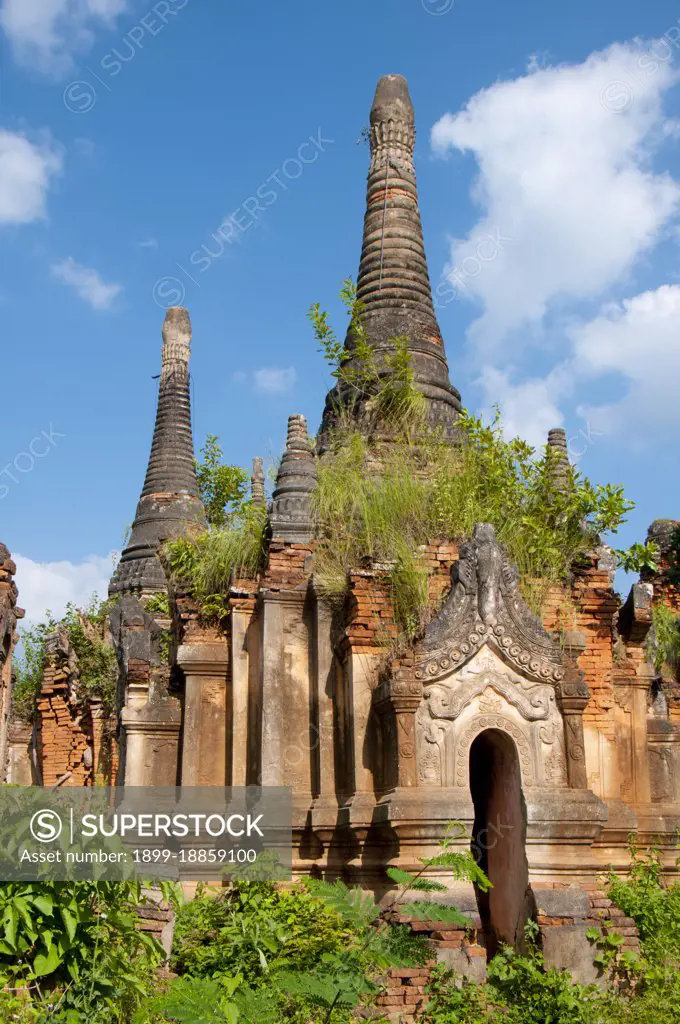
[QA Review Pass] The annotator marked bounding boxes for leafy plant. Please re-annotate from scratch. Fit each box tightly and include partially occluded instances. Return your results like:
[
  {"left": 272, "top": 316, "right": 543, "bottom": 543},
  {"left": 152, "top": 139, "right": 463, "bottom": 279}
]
[
  {"left": 648, "top": 603, "right": 680, "bottom": 676},
  {"left": 163, "top": 505, "right": 267, "bottom": 621},
  {"left": 12, "top": 616, "right": 57, "bottom": 723},
  {"left": 195, "top": 436, "right": 249, "bottom": 530},
  {"left": 313, "top": 410, "right": 634, "bottom": 637},
  {"left": 485, "top": 923, "right": 602, "bottom": 1024},
  {"left": 0, "top": 881, "right": 165, "bottom": 1021},
  {"left": 615, "top": 541, "right": 660, "bottom": 575},
  {"left": 274, "top": 821, "right": 489, "bottom": 1021},
  {"left": 143, "top": 975, "right": 242, "bottom": 1024},
  {"left": 171, "top": 880, "right": 352, "bottom": 987},
  {"left": 13, "top": 597, "right": 119, "bottom": 722},
  {"left": 424, "top": 963, "right": 490, "bottom": 1023},
  {"left": 145, "top": 592, "right": 171, "bottom": 618},
  {"left": 310, "top": 279, "right": 425, "bottom": 433}
]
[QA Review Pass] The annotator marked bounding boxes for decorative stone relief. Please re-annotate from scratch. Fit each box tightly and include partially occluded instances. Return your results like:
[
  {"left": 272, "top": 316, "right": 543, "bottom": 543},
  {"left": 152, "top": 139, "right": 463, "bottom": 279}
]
[
  {"left": 414, "top": 645, "right": 568, "bottom": 788},
  {"left": 411, "top": 524, "right": 566, "bottom": 686},
  {"left": 424, "top": 666, "right": 555, "bottom": 723},
  {"left": 455, "top": 715, "right": 534, "bottom": 787}
]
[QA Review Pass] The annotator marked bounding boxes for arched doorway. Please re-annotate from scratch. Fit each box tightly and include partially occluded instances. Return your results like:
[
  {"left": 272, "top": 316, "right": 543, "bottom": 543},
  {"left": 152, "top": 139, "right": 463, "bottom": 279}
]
[{"left": 469, "top": 728, "right": 534, "bottom": 958}]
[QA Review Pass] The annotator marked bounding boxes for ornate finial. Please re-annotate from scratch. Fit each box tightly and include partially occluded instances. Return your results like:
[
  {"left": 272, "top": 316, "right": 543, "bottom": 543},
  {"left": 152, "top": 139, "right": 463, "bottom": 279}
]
[
  {"left": 370, "top": 74, "right": 415, "bottom": 166},
  {"left": 161, "top": 307, "right": 191, "bottom": 382},
  {"left": 547, "top": 427, "right": 570, "bottom": 492},
  {"left": 251, "top": 457, "right": 265, "bottom": 508},
  {"left": 270, "top": 415, "right": 316, "bottom": 543}
]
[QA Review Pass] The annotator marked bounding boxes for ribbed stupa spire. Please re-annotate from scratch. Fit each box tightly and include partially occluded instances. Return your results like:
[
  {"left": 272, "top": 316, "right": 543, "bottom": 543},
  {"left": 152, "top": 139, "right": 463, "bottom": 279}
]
[
  {"left": 319, "top": 74, "right": 461, "bottom": 441},
  {"left": 109, "top": 307, "right": 206, "bottom": 595},
  {"left": 547, "top": 427, "right": 571, "bottom": 492}
]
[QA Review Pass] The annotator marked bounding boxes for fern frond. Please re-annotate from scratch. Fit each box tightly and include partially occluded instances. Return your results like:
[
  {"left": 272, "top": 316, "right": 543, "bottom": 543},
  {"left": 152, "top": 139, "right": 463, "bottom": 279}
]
[
  {"left": 424, "top": 852, "right": 492, "bottom": 890},
  {"left": 149, "top": 977, "right": 234, "bottom": 1023},
  {"left": 234, "top": 986, "right": 281, "bottom": 1023},
  {"left": 304, "top": 879, "right": 380, "bottom": 926},
  {"left": 398, "top": 901, "right": 469, "bottom": 927},
  {"left": 409, "top": 878, "right": 449, "bottom": 893},
  {"left": 386, "top": 867, "right": 417, "bottom": 887},
  {"left": 274, "top": 967, "right": 367, "bottom": 1009}
]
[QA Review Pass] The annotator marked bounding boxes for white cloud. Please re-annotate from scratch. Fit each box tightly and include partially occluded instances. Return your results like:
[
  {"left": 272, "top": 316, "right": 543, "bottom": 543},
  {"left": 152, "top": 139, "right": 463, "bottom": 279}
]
[
  {"left": 0, "top": 130, "right": 62, "bottom": 224},
  {"left": 476, "top": 365, "right": 572, "bottom": 449},
  {"left": 476, "top": 283, "right": 680, "bottom": 448},
  {"left": 137, "top": 237, "right": 158, "bottom": 249},
  {"left": 13, "top": 552, "right": 116, "bottom": 629},
  {"left": 0, "top": 0, "right": 128, "bottom": 75},
  {"left": 431, "top": 40, "right": 680, "bottom": 350},
  {"left": 51, "top": 257, "right": 121, "bottom": 310},
  {"left": 253, "top": 366, "right": 297, "bottom": 394},
  {"left": 572, "top": 284, "right": 680, "bottom": 439}
]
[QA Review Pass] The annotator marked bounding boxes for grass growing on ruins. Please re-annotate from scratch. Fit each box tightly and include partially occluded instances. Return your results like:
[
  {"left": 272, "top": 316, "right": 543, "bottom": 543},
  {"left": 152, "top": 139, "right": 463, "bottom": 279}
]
[
  {"left": 163, "top": 504, "right": 268, "bottom": 620},
  {"left": 312, "top": 409, "right": 634, "bottom": 637},
  {"left": 308, "top": 281, "right": 636, "bottom": 639}
]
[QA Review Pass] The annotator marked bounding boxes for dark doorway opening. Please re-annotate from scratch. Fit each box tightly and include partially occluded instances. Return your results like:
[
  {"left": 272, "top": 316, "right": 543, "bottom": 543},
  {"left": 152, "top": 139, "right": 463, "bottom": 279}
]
[{"left": 469, "top": 728, "right": 534, "bottom": 959}]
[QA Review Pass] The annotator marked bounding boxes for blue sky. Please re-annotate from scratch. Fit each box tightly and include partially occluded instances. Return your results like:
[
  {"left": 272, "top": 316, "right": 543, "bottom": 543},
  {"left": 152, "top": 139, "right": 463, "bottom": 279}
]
[{"left": 2, "top": 0, "right": 680, "bottom": 625}]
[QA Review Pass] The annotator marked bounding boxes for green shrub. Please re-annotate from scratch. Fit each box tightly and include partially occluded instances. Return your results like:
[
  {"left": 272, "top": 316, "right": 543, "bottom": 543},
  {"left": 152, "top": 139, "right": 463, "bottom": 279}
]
[
  {"left": 0, "top": 881, "right": 166, "bottom": 1022},
  {"left": 195, "top": 436, "right": 250, "bottom": 530},
  {"left": 485, "top": 929, "right": 603, "bottom": 1024},
  {"left": 163, "top": 505, "right": 267, "bottom": 620},
  {"left": 171, "top": 880, "right": 353, "bottom": 986},
  {"left": 13, "top": 597, "right": 119, "bottom": 723},
  {"left": 605, "top": 835, "right": 680, "bottom": 1014},
  {"left": 313, "top": 412, "right": 633, "bottom": 637},
  {"left": 648, "top": 603, "right": 680, "bottom": 676}
]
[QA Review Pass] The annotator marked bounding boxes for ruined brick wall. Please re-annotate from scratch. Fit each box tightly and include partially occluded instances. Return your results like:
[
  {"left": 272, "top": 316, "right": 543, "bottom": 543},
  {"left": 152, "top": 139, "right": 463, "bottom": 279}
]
[
  {"left": 37, "top": 630, "right": 93, "bottom": 785},
  {"left": 37, "top": 628, "right": 118, "bottom": 786},
  {"left": 265, "top": 539, "right": 311, "bottom": 590},
  {"left": 0, "top": 543, "right": 23, "bottom": 780},
  {"left": 374, "top": 887, "right": 641, "bottom": 1021},
  {"left": 343, "top": 540, "right": 458, "bottom": 656}
]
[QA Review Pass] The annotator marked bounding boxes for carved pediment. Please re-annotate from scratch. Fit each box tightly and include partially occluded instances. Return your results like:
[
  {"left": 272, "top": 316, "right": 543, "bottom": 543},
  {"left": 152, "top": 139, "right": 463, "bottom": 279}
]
[
  {"left": 412, "top": 523, "right": 565, "bottom": 686},
  {"left": 425, "top": 669, "right": 556, "bottom": 722}
]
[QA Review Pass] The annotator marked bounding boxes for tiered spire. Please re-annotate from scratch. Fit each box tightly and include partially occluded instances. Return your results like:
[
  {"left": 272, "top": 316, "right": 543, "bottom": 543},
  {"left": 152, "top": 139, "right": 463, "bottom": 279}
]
[
  {"left": 546, "top": 428, "right": 571, "bottom": 491},
  {"left": 109, "top": 308, "right": 205, "bottom": 595},
  {"left": 270, "top": 415, "right": 316, "bottom": 543},
  {"left": 251, "top": 457, "right": 266, "bottom": 508},
  {"left": 319, "top": 74, "right": 461, "bottom": 440}
]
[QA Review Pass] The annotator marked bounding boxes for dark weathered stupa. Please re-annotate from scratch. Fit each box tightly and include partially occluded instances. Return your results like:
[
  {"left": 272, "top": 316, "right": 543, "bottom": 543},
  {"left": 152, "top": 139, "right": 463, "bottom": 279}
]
[
  {"left": 319, "top": 74, "right": 461, "bottom": 440},
  {"left": 109, "top": 307, "right": 205, "bottom": 595}
]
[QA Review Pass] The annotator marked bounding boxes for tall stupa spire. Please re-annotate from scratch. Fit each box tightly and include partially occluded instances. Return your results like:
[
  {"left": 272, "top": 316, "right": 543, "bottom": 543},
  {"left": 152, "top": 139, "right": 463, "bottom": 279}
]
[
  {"left": 319, "top": 74, "right": 461, "bottom": 440},
  {"left": 109, "top": 307, "right": 206, "bottom": 595}
]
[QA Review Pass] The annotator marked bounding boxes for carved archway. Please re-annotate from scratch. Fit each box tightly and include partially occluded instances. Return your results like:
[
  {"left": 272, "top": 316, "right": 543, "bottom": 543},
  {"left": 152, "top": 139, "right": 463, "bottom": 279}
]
[{"left": 469, "top": 729, "right": 534, "bottom": 958}]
